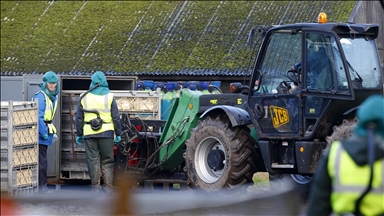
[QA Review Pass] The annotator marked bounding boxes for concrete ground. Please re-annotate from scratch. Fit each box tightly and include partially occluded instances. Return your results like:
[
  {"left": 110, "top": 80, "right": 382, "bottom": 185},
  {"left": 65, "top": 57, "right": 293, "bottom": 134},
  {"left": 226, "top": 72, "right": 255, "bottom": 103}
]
[{"left": 5, "top": 183, "right": 306, "bottom": 216}]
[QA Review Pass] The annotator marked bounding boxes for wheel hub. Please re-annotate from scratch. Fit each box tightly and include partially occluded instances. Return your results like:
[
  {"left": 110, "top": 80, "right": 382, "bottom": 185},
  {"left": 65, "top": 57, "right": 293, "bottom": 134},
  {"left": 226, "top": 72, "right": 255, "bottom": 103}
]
[
  {"left": 207, "top": 149, "right": 225, "bottom": 171},
  {"left": 290, "top": 174, "right": 312, "bottom": 185},
  {"left": 194, "top": 137, "right": 226, "bottom": 183}
]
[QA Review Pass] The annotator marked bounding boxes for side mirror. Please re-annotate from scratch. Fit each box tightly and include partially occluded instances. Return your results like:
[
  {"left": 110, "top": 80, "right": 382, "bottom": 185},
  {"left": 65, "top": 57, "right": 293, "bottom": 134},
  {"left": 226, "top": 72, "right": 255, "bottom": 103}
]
[
  {"left": 241, "top": 86, "right": 250, "bottom": 95},
  {"left": 230, "top": 82, "right": 243, "bottom": 93},
  {"left": 230, "top": 82, "right": 249, "bottom": 95}
]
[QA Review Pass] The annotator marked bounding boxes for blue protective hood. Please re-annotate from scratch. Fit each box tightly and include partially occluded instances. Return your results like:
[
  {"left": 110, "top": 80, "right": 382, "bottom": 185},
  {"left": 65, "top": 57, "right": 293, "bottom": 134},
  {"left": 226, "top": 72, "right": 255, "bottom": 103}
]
[
  {"left": 89, "top": 71, "right": 110, "bottom": 95},
  {"left": 354, "top": 95, "right": 384, "bottom": 137},
  {"left": 40, "top": 71, "right": 60, "bottom": 100}
]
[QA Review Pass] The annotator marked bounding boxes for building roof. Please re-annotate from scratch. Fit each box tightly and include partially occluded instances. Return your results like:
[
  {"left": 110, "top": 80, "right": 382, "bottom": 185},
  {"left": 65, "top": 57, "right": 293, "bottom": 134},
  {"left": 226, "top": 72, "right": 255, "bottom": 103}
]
[{"left": 0, "top": 1, "right": 355, "bottom": 77}]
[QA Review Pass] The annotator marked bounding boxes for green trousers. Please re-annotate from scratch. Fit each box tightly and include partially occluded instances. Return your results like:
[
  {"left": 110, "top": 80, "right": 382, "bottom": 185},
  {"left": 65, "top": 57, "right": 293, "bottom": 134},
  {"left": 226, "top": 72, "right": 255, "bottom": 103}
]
[{"left": 84, "top": 138, "right": 114, "bottom": 191}]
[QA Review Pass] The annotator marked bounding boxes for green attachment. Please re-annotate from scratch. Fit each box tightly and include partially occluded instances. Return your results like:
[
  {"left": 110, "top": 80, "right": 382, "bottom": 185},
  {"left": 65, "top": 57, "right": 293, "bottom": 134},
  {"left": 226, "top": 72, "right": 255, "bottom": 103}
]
[
  {"left": 249, "top": 127, "right": 259, "bottom": 144},
  {"left": 158, "top": 89, "right": 202, "bottom": 172}
]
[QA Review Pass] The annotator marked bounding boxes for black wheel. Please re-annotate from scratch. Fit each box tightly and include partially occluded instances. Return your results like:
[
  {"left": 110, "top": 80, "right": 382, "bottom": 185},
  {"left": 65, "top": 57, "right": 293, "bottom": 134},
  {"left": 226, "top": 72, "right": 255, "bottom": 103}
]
[
  {"left": 269, "top": 173, "right": 312, "bottom": 201},
  {"left": 184, "top": 114, "right": 258, "bottom": 193},
  {"left": 290, "top": 174, "right": 312, "bottom": 200}
]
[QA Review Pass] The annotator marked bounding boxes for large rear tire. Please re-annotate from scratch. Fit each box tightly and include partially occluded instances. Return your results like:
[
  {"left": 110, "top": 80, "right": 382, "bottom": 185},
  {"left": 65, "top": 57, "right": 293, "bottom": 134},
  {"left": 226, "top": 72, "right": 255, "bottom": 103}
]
[{"left": 184, "top": 114, "right": 258, "bottom": 193}]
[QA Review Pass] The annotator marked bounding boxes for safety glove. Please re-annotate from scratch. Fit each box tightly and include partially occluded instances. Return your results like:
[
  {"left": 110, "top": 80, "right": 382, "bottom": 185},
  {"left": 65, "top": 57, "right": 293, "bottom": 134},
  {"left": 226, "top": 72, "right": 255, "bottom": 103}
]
[
  {"left": 42, "top": 134, "right": 49, "bottom": 140},
  {"left": 114, "top": 136, "right": 121, "bottom": 144},
  {"left": 76, "top": 136, "right": 84, "bottom": 146}
]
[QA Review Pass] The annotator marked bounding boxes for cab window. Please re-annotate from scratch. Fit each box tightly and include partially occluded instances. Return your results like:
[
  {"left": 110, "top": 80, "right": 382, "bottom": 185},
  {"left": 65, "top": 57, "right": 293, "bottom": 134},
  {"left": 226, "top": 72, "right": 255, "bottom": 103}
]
[
  {"left": 340, "top": 38, "right": 382, "bottom": 88},
  {"left": 256, "top": 31, "right": 301, "bottom": 94}
]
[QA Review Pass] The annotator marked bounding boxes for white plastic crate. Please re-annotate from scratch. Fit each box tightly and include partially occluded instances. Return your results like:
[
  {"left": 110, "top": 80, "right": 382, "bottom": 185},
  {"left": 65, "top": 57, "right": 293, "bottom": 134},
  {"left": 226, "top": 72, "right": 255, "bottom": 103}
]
[
  {"left": 113, "top": 90, "right": 161, "bottom": 118},
  {"left": 1, "top": 166, "right": 38, "bottom": 195},
  {"left": 1, "top": 126, "right": 38, "bottom": 148},
  {"left": 12, "top": 146, "right": 38, "bottom": 167},
  {"left": 12, "top": 127, "right": 38, "bottom": 146},
  {"left": 12, "top": 109, "right": 38, "bottom": 126},
  {"left": 116, "top": 96, "right": 159, "bottom": 112},
  {"left": 1, "top": 101, "right": 38, "bottom": 127},
  {"left": 14, "top": 168, "right": 38, "bottom": 187},
  {"left": 1, "top": 145, "right": 38, "bottom": 169}
]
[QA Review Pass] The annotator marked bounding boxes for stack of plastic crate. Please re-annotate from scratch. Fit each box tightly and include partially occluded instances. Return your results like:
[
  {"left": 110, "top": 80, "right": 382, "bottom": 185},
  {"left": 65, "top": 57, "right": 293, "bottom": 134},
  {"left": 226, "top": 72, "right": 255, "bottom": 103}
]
[
  {"left": 114, "top": 89, "right": 162, "bottom": 120},
  {"left": 1, "top": 101, "right": 39, "bottom": 195}
]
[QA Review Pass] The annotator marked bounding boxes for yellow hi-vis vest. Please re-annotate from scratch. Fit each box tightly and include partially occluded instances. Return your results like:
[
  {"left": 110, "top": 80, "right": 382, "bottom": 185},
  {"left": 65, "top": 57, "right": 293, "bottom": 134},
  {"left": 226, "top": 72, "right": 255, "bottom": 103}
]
[
  {"left": 37, "top": 91, "right": 57, "bottom": 134},
  {"left": 81, "top": 92, "right": 115, "bottom": 136},
  {"left": 328, "top": 141, "right": 384, "bottom": 215}
]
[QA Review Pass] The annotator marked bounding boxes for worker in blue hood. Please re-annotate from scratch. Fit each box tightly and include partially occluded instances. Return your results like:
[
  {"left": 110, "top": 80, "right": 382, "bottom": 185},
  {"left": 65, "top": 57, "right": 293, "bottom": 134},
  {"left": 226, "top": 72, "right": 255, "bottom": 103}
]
[
  {"left": 75, "top": 71, "right": 122, "bottom": 193},
  {"left": 89, "top": 71, "right": 110, "bottom": 95},
  {"left": 32, "top": 71, "right": 60, "bottom": 193},
  {"left": 307, "top": 95, "right": 384, "bottom": 216},
  {"left": 354, "top": 95, "right": 384, "bottom": 137}
]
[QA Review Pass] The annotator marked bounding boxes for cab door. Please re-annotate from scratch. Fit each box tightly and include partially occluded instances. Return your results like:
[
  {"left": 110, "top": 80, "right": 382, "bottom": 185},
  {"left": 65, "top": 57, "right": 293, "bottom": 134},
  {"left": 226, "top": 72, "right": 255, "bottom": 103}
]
[
  {"left": 300, "top": 29, "right": 354, "bottom": 117},
  {"left": 248, "top": 29, "right": 303, "bottom": 139},
  {"left": 300, "top": 29, "right": 354, "bottom": 139}
]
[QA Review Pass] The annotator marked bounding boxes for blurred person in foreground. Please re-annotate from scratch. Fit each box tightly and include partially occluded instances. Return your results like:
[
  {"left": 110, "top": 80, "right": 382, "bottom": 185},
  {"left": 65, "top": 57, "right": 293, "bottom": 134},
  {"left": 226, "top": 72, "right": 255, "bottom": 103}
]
[
  {"left": 32, "top": 71, "right": 60, "bottom": 193},
  {"left": 75, "top": 71, "right": 121, "bottom": 193},
  {"left": 306, "top": 95, "right": 384, "bottom": 216}
]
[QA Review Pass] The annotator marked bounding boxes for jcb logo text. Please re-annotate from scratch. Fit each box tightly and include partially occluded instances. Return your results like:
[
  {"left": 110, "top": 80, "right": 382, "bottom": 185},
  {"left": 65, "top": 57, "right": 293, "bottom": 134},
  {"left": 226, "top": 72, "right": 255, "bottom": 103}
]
[{"left": 270, "top": 105, "right": 290, "bottom": 128}]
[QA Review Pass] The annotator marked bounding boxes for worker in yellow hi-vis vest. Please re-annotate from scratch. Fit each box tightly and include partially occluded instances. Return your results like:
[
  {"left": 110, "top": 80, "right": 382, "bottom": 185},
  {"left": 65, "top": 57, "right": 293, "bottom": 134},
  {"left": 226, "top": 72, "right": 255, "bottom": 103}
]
[
  {"left": 307, "top": 95, "right": 384, "bottom": 216},
  {"left": 75, "top": 71, "right": 122, "bottom": 193},
  {"left": 32, "top": 71, "right": 60, "bottom": 193}
]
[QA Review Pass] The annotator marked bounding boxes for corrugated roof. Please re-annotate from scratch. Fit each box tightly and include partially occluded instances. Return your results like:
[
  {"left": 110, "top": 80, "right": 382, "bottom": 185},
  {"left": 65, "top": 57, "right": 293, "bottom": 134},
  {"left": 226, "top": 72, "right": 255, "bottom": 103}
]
[{"left": 0, "top": 1, "right": 355, "bottom": 76}]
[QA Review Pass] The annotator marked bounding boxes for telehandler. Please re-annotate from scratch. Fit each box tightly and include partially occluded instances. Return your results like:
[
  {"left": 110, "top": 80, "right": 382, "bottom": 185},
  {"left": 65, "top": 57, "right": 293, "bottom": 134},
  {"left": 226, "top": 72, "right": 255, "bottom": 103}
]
[{"left": 116, "top": 13, "right": 383, "bottom": 196}]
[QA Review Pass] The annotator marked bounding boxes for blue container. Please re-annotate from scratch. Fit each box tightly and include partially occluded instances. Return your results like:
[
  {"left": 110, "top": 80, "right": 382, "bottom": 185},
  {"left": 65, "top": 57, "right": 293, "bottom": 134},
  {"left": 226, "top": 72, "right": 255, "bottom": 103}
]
[
  {"left": 200, "top": 81, "right": 210, "bottom": 94},
  {"left": 155, "top": 81, "right": 166, "bottom": 96},
  {"left": 136, "top": 81, "right": 144, "bottom": 90},
  {"left": 188, "top": 81, "right": 200, "bottom": 91},
  {"left": 211, "top": 81, "right": 221, "bottom": 94},
  {"left": 161, "top": 82, "right": 177, "bottom": 120},
  {"left": 177, "top": 81, "right": 188, "bottom": 90},
  {"left": 181, "top": 82, "right": 189, "bottom": 89},
  {"left": 165, "top": 82, "right": 176, "bottom": 92},
  {"left": 143, "top": 80, "right": 155, "bottom": 91}
]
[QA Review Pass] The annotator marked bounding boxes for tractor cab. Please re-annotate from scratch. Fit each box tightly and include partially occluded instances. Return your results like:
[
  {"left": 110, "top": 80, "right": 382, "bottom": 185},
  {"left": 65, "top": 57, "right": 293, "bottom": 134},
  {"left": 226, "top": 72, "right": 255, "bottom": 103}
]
[{"left": 246, "top": 13, "right": 382, "bottom": 174}]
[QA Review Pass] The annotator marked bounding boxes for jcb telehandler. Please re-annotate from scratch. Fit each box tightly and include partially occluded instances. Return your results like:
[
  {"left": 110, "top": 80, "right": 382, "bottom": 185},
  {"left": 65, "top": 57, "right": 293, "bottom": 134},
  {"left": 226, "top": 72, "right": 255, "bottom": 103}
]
[{"left": 116, "top": 13, "right": 383, "bottom": 196}]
